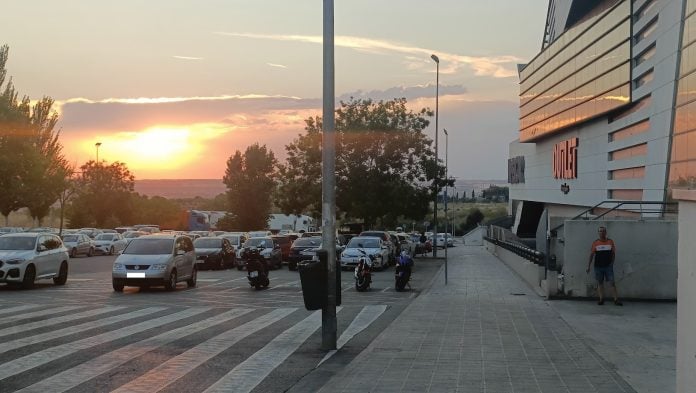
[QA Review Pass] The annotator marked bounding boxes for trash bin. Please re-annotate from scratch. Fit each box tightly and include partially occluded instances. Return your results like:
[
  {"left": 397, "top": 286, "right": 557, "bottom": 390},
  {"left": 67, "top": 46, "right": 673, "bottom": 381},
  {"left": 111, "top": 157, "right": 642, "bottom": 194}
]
[{"left": 298, "top": 249, "right": 341, "bottom": 311}]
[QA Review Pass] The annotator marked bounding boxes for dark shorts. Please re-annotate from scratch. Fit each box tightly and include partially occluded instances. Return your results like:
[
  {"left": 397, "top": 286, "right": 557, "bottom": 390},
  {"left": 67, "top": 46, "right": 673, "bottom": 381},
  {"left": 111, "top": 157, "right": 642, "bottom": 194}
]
[{"left": 594, "top": 265, "right": 614, "bottom": 283}]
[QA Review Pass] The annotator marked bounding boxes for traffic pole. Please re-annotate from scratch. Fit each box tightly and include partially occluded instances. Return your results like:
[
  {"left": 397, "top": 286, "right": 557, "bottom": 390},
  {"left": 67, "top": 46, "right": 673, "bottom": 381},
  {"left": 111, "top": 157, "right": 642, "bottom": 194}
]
[{"left": 321, "top": 0, "right": 337, "bottom": 351}]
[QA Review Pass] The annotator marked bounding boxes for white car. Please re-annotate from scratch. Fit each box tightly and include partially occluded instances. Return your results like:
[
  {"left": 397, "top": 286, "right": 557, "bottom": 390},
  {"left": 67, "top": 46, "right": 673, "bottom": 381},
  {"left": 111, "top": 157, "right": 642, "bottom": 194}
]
[
  {"left": 435, "top": 233, "right": 454, "bottom": 248},
  {"left": 93, "top": 233, "right": 128, "bottom": 255},
  {"left": 61, "top": 233, "right": 95, "bottom": 258},
  {"left": 0, "top": 233, "right": 69, "bottom": 289},
  {"left": 340, "top": 236, "right": 389, "bottom": 270}
]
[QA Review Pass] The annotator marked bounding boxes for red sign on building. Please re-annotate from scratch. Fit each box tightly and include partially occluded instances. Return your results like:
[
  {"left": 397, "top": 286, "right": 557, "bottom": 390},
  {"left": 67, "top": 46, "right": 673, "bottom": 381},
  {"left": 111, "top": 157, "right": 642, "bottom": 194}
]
[{"left": 553, "top": 137, "right": 578, "bottom": 179}]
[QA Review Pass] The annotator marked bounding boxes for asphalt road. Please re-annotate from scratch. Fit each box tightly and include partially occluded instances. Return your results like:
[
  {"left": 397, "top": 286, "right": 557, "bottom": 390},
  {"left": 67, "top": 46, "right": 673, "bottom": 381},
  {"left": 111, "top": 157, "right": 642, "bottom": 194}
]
[{"left": 0, "top": 252, "right": 444, "bottom": 392}]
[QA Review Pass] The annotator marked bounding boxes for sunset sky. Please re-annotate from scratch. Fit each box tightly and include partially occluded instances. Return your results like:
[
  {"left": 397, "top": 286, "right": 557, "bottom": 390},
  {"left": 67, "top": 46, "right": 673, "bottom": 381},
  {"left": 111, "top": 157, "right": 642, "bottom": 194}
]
[{"left": 1, "top": 1, "right": 547, "bottom": 180}]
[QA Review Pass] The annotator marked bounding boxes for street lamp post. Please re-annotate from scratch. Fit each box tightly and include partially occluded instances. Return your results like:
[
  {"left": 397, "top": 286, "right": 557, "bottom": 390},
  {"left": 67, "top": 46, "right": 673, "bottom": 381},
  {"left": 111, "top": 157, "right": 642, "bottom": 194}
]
[
  {"left": 431, "top": 54, "right": 439, "bottom": 259},
  {"left": 443, "top": 128, "right": 448, "bottom": 284},
  {"left": 95, "top": 142, "right": 102, "bottom": 162}
]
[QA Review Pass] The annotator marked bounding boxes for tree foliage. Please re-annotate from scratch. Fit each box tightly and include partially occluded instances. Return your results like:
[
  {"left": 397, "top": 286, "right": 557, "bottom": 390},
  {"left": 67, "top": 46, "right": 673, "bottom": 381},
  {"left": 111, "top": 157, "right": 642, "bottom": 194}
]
[
  {"left": 278, "top": 98, "right": 449, "bottom": 228},
  {"left": 67, "top": 161, "right": 135, "bottom": 228},
  {"left": 223, "top": 143, "right": 277, "bottom": 231},
  {"left": 0, "top": 44, "right": 71, "bottom": 225}
]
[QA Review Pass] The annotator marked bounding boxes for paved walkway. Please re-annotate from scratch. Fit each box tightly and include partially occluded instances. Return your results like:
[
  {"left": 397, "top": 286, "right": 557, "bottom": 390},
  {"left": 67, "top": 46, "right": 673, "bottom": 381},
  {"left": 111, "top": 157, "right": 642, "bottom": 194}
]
[{"left": 314, "top": 244, "right": 675, "bottom": 393}]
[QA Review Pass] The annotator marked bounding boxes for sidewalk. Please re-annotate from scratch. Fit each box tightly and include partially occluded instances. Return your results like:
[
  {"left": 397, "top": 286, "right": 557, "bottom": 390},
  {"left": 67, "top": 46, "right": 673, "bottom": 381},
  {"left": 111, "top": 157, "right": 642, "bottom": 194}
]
[{"left": 315, "top": 244, "right": 675, "bottom": 393}]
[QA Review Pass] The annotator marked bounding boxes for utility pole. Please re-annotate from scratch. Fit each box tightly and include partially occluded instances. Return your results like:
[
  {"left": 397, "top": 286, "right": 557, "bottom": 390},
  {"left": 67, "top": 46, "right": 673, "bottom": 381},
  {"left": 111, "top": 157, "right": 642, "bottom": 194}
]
[
  {"left": 431, "top": 54, "right": 439, "bottom": 258},
  {"left": 321, "top": 0, "right": 337, "bottom": 351}
]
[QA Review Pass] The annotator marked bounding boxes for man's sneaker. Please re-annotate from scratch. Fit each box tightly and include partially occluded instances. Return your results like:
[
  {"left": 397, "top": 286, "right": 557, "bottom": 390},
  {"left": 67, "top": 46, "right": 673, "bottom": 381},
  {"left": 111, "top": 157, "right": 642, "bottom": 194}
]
[
  {"left": 597, "top": 299, "right": 604, "bottom": 305},
  {"left": 614, "top": 300, "right": 623, "bottom": 306}
]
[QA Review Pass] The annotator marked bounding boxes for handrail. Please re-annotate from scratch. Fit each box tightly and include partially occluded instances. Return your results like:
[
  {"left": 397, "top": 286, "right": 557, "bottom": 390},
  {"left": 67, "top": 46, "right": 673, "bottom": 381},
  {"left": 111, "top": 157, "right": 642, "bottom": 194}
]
[{"left": 549, "top": 200, "right": 677, "bottom": 234}]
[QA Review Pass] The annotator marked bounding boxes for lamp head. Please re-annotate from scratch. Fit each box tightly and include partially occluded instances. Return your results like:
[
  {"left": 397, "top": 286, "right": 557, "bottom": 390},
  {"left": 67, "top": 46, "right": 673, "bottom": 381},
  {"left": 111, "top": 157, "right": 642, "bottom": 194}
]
[
  {"left": 95, "top": 142, "right": 102, "bottom": 147},
  {"left": 430, "top": 54, "right": 439, "bottom": 64},
  {"left": 443, "top": 129, "right": 448, "bottom": 135}
]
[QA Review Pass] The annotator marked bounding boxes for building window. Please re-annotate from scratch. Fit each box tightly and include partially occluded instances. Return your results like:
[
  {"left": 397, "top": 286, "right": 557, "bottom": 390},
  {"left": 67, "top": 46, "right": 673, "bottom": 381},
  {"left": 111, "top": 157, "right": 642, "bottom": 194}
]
[
  {"left": 635, "top": 17, "right": 658, "bottom": 44},
  {"left": 610, "top": 119, "right": 650, "bottom": 141},
  {"left": 609, "top": 189, "right": 644, "bottom": 200},
  {"left": 609, "top": 143, "right": 648, "bottom": 161},
  {"left": 634, "top": 68, "right": 654, "bottom": 88},
  {"left": 635, "top": 44, "right": 656, "bottom": 66},
  {"left": 610, "top": 166, "right": 646, "bottom": 179},
  {"left": 634, "top": 0, "right": 656, "bottom": 22},
  {"left": 610, "top": 95, "right": 652, "bottom": 122}
]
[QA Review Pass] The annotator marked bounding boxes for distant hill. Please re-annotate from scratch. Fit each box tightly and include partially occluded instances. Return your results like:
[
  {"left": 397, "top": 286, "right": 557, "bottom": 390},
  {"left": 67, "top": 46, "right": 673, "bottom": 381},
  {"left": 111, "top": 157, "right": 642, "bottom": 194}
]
[{"left": 135, "top": 179, "right": 226, "bottom": 199}]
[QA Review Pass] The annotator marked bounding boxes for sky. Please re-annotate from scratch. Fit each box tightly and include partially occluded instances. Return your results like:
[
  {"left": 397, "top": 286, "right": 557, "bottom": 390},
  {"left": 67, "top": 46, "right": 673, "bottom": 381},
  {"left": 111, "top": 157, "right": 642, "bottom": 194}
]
[{"left": 0, "top": 0, "right": 548, "bottom": 180}]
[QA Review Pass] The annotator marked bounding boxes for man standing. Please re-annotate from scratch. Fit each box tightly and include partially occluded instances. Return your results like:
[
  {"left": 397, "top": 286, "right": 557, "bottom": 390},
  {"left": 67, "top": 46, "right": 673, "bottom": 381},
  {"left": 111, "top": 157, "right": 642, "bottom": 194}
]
[{"left": 586, "top": 226, "right": 622, "bottom": 306}]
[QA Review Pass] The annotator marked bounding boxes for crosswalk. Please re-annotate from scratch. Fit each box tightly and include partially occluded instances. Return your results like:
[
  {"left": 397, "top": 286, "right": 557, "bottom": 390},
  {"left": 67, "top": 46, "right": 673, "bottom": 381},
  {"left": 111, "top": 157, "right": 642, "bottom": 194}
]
[{"left": 0, "top": 303, "right": 389, "bottom": 393}]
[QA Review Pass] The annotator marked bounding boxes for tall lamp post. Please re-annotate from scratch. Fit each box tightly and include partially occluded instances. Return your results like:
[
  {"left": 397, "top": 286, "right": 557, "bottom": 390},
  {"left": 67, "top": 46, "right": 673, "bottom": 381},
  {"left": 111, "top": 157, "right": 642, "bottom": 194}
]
[
  {"left": 95, "top": 142, "right": 102, "bottom": 163},
  {"left": 443, "top": 128, "right": 448, "bottom": 284},
  {"left": 431, "top": 54, "right": 439, "bottom": 259}
]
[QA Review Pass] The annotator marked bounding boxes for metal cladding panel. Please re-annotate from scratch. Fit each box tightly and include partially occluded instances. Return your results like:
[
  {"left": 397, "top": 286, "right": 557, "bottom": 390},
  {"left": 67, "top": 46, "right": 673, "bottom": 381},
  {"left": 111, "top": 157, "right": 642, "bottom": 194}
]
[{"left": 520, "top": 0, "right": 631, "bottom": 142}]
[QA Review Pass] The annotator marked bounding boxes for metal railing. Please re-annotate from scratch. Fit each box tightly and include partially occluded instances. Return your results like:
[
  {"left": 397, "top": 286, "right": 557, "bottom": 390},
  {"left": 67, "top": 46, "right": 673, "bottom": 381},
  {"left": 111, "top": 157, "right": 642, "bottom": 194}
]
[{"left": 484, "top": 236, "right": 544, "bottom": 265}]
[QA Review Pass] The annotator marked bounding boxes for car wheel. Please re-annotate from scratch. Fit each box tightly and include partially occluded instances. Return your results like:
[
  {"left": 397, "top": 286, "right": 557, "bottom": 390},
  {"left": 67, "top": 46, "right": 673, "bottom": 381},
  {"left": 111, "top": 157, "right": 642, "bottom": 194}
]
[
  {"left": 109, "top": 246, "right": 115, "bottom": 256},
  {"left": 22, "top": 264, "right": 36, "bottom": 289},
  {"left": 53, "top": 261, "right": 68, "bottom": 285},
  {"left": 112, "top": 278, "right": 124, "bottom": 292},
  {"left": 70, "top": 248, "right": 77, "bottom": 258},
  {"left": 164, "top": 269, "right": 177, "bottom": 291},
  {"left": 87, "top": 247, "right": 94, "bottom": 257},
  {"left": 187, "top": 266, "right": 197, "bottom": 288}
]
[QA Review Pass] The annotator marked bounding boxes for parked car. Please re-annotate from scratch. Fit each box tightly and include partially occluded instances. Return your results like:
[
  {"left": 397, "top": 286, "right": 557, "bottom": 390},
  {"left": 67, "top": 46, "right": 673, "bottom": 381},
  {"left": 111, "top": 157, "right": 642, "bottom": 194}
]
[
  {"left": 240, "top": 237, "right": 282, "bottom": 270},
  {"left": 0, "top": 233, "right": 69, "bottom": 289},
  {"left": 77, "top": 228, "right": 102, "bottom": 239},
  {"left": 0, "top": 227, "right": 24, "bottom": 235},
  {"left": 217, "top": 233, "right": 246, "bottom": 260},
  {"left": 271, "top": 235, "right": 293, "bottom": 261},
  {"left": 112, "top": 234, "right": 197, "bottom": 292},
  {"left": 435, "top": 233, "right": 454, "bottom": 248},
  {"left": 93, "top": 233, "right": 128, "bottom": 255},
  {"left": 287, "top": 237, "right": 322, "bottom": 270},
  {"left": 359, "top": 230, "right": 396, "bottom": 264},
  {"left": 396, "top": 233, "right": 416, "bottom": 255},
  {"left": 114, "top": 226, "right": 135, "bottom": 234},
  {"left": 248, "top": 230, "right": 272, "bottom": 238},
  {"left": 301, "top": 231, "right": 322, "bottom": 238},
  {"left": 193, "top": 237, "right": 236, "bottom": 270},
  {"left": 61, "top": 233, "right": 95, "bottom": 258},
  {"left": 340, "top": 236, "right": 389, "bottom": 270},
  {"left": 123, "top": 231, "right": 147, "bottom": 244}
]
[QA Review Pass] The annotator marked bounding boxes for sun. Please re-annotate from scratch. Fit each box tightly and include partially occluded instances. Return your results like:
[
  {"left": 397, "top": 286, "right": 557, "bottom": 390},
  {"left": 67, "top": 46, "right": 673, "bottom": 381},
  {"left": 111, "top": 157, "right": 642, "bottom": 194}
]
[{"left": 105, "top": 127, "right": 199, "bottom": 171}]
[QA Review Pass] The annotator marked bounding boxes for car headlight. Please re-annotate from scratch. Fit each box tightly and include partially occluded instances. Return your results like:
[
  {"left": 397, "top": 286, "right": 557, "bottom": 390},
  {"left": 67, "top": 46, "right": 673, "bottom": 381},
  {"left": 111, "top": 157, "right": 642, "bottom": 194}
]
[
  {"left": 6, "top": 258, "right": 26, "bottom": 265},
  {"left": 113, "top": 263, "right": 125, "bottom": 271},
  {"left": 150, "top": 264, "right": 168, "bottom": 271}
]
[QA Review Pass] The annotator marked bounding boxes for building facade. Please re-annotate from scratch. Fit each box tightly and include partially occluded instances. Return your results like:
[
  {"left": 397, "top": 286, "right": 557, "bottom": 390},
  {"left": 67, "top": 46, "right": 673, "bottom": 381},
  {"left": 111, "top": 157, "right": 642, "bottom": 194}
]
[{"left": 509, "top": 0, "right": 695, "bottom": 235}]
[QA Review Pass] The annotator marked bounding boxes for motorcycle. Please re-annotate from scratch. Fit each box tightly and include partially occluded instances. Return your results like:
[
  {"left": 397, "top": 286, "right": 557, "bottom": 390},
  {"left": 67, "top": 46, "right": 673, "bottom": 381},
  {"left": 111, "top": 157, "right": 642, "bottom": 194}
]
[
  {"left": 354, "top": 251, "right": 373, "bottom": 291},
  {"left": 395, "top": 251, "right": 413, "bottom": 291},
  {"left": 243, "top": 246, "right": 270, "bottom": 290}
]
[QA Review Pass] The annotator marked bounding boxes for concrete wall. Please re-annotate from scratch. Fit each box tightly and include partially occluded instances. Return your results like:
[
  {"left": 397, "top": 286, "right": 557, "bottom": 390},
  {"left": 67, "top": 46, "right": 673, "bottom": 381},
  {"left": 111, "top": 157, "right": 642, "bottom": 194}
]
[
  {"left": 463, "top": 226, "right": 485, "bottom": 246},
  {"left": 485, "top": 240, "right": 546, "bottom": 297},
  {"left": 673, "top": 189, "right": 696, "bottom": 393},
  {"left": 561, "top": 220, "right": 678, "bottom": 299}
]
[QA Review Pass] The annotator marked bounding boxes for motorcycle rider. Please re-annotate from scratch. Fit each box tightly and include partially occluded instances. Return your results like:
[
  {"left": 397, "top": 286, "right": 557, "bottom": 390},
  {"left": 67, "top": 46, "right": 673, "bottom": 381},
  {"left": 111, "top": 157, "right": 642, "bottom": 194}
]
[{"left": 396, "top": 250, "right": 413, "bottom": 289}]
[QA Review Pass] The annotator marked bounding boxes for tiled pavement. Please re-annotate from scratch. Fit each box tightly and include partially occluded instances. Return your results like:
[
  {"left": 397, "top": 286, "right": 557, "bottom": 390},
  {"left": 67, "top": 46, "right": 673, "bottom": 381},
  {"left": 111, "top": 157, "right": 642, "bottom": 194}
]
[{"left": 316, "top": 245, "right": 670, "bottom": 393}]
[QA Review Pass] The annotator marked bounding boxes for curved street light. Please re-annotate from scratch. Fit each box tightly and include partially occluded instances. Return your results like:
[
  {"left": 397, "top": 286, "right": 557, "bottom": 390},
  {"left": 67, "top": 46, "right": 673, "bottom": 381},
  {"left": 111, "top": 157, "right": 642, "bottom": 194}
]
[
  {"left": 95, "top": 142, "right": 102, "bottom": 163},
  {"left": 431, "top": 54, "right": 439, "bottom": 259}
]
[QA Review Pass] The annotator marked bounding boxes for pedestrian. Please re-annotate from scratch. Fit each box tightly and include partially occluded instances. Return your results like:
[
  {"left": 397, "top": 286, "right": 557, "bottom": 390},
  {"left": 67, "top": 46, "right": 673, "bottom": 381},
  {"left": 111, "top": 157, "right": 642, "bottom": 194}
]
[
  {"left": 419, "top": 232, "right": 427, "bottom": 256},
  {"left": 586, "top": 226, "right": 622, "bottom": 306}
]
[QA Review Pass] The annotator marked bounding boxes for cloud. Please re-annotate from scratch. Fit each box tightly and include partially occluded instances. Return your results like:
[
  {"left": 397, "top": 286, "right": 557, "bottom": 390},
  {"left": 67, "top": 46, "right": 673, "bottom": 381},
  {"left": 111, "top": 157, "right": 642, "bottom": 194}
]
[
  {"left": 173, "top": 56, "right": 203, "bottom": 60},
  {"left": 215, "top": 32, "right": 522, "bottom": 78},
  {"left": 339, "top": 84, "right": 467, "bottom": 102},
  {"left": 266, "top": 63, "right": 288, "bottom": 69}
]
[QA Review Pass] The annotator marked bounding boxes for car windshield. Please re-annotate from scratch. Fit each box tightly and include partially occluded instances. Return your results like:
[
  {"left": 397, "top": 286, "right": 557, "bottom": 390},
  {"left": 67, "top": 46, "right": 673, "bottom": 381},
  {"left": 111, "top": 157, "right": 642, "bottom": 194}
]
[
  {"left": 62, "top": 235, "right": 78, "bottom": 242},
  {"left": 221, "top": 235, "right": 240, "bottom": 245},
  {"left": 194, "top": 238, "right": 222, "bottom": 248},
  {"left": 0, "top": 236, "right": 36, "bottom": 250},
  {"left": 95, "top": 234, "right": 115, "bottom": 241},
  {"left": 347, "top": 238, "right": 380, "bottom": 249},
  {"left": 123, "top": 239, "right": 173, "bottom": 255},
  {"left": 244, "top": 238, "right": 272, "bottom": 248},
  {"left": 293, "top": 238, "right": 321, "bottom": 247}
]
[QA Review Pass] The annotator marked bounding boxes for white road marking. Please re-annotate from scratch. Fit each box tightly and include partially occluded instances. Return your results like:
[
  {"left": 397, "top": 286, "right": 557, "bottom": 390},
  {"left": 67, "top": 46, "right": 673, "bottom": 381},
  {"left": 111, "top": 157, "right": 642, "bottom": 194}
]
[
  {"left": 0, "top": 306, "right": 125, "bottom": 338},
  {"left": 112, "top": 308, "right": 297, "bottom": 393},
  {"left": 0, "top": 304, "right": 43, "bottom": 316},
  {"left": 318, "top": 305, "right": 388, "bottom": 366},
  {"left": 66, "top": 278, "right": 93, "bottom": 281},
  {"left": 196, "top": 278, "right": 220, "bottom": 282},
  {"left": 381, "top": 287, "right": 390, "bottom": 292},
  {"left": 269, "top": 280, "right": 300, "bottom": 290},
  {"left": 0, "top": 307, "right": 209, "bottom": 380},
  {"left": 203, "top": 308, "right": 342, "bottom": 393},
  {"left": 0, "top": 305, "right": 84, "bottom": 323},
  {"left": 0, "top": 307, "right": 166, "bottom": 355},
  {"left": 17, "top": 308, "right": 253, "bottom": 393}
]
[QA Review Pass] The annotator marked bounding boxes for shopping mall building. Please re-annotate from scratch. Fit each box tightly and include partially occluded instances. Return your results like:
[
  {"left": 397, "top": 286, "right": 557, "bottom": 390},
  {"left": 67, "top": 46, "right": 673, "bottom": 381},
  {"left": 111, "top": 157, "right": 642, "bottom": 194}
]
[{"left": 502, "top": 1, "right": 695, "bottom": 389}]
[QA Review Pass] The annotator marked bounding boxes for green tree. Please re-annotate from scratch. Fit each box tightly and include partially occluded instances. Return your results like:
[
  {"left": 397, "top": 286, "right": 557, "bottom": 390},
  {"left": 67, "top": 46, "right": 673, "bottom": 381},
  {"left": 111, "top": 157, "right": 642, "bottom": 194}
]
[
  {"left": 223, "top": 144, "right": 277, "bottom": 231},
  {"left": 130, "top": 194, "right": 185, "bottom": 229},
  {"left": 278, "top": 98, "right": 448, "bottom": 228},
  {"left": 67, "top": 161, "right": 135, "bottom": 228}
]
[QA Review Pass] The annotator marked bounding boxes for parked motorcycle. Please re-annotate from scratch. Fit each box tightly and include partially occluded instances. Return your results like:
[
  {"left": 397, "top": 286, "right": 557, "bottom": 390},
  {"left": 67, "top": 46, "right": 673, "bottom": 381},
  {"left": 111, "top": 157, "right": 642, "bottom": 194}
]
[
  {"left": 354, "top": 251, "right": 373, "bottom": 291},
  {"left": 243, "top": 246, "right": 270, "bottom": 289},
  {"left": 395, "top": 251, "right": 413, "bottom": 291}
]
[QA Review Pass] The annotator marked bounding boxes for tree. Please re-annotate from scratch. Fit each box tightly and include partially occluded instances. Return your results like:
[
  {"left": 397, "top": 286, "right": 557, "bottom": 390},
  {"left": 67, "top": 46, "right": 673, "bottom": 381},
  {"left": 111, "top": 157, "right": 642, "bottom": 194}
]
[
  {"left": 67, "top": 161, "right": 135, "bottom": 227},
  {"left": 223, "top": 144, "right": 277, "bottom": 231},
  {"left": 130, "top": 194, "right": 185, "bottom": 229},
  {"left": 461, "top": 207, "right": 485, "bottom": 232},
  {"left": 278, "top": 97, "right": 448, "bottom": 228}
]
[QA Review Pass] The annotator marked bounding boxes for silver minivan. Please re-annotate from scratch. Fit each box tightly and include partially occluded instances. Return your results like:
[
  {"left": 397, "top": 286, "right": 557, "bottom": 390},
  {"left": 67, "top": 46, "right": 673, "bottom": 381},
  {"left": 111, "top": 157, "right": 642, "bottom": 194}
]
[{"left": 112, "top": 234, "right": 197, "bottom": 292}]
